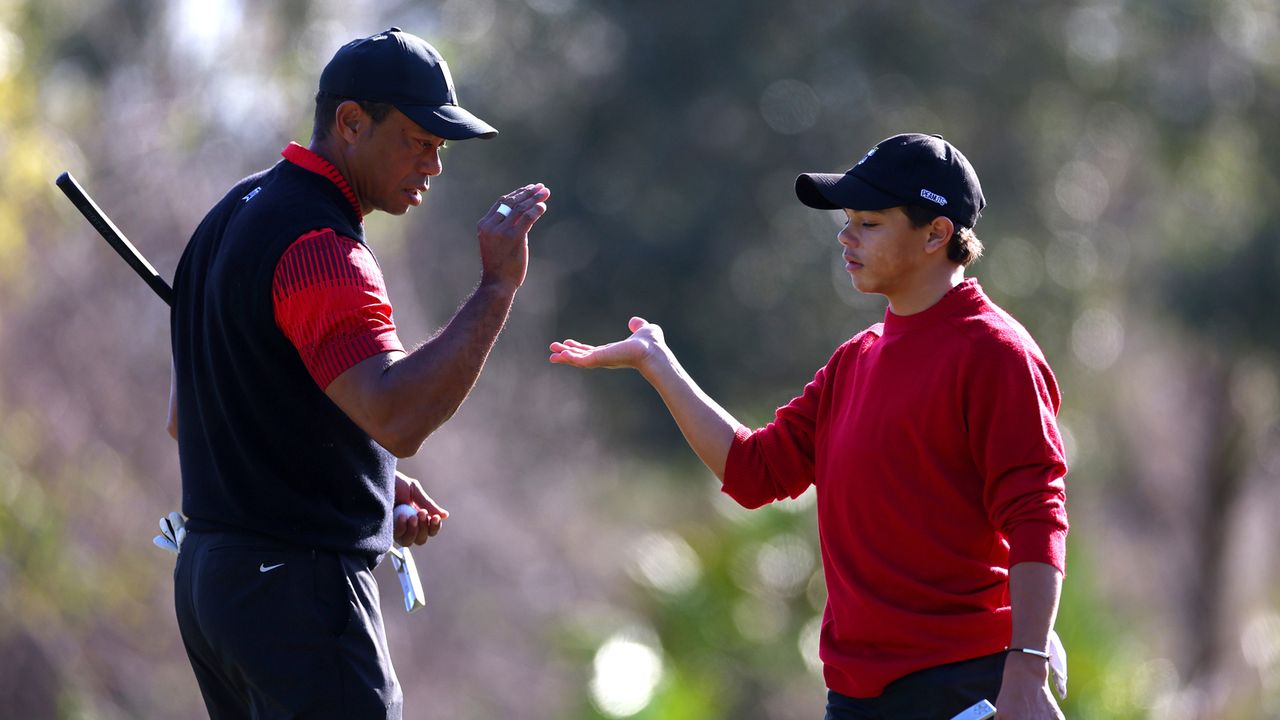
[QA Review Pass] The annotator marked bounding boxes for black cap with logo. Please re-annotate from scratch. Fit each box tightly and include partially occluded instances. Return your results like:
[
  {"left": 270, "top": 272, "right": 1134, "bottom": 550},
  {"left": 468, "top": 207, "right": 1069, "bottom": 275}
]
[
  {"left": 795, "top": 133, "right": 985, "bottom": 228},
  {"left": 319, "top": 27, "right": 498, "bottom": 141}
]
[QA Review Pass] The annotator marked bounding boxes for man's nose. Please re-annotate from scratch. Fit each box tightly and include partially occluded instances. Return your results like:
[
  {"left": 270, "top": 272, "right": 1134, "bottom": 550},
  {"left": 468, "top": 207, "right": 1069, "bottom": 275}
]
[{"left": 421, "top": 150, "right": 443, "bottom": 176}]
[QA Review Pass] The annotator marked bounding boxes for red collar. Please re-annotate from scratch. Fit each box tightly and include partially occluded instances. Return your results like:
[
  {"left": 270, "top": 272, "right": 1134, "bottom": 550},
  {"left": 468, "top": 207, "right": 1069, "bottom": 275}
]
[{"left": 281, "top": 142, "right": 363, "bottom": 219}]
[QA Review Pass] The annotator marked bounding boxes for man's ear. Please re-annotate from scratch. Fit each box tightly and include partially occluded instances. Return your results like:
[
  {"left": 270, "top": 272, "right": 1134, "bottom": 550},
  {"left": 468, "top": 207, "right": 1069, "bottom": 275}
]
[
  {"left": 334, "top": 101, "right": 366, "bottom": 143},
  {"left": 924, "top": 216, "right": 955, "bottom": 254}
]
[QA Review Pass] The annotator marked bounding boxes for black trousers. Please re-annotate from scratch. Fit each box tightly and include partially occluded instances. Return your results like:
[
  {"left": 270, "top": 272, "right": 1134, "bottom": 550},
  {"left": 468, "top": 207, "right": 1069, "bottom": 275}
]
[
  {"left": 825, "top": 652, "right": 1006, "bottom": 720},
  {"left": 174, "top": 530, "right": 402, "bottom": 719}
]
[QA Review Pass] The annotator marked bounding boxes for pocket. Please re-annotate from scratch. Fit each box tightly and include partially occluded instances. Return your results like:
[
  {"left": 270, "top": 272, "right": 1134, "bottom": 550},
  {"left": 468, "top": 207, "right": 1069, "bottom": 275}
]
[
  {"left": 196, "top": 545, "right": 295, "bottom": 627},
  {"left": 312, "top": 551, "right": 355, "bottom": 639}
]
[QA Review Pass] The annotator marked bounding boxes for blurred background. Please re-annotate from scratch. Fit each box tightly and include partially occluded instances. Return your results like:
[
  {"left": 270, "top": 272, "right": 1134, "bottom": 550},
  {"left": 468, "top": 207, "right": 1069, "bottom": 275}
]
[{"left": 2, "top": 0, "right": 1279, "bottom": 717}]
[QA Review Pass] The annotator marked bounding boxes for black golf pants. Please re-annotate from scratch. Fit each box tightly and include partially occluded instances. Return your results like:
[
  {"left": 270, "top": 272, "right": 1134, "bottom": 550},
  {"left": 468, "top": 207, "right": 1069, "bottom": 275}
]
[
  {"left": 824, "top": 652, "right": 1006, "bottom": 720},
  {"left": 174, "top": 530, "right": 402, "bottom": 719}
]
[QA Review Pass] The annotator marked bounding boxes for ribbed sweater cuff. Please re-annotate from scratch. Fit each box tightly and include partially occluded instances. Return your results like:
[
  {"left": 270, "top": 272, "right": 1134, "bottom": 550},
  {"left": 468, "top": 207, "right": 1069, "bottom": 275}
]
[{"left": 1008, "top": 520, "right": 1068, "bottom": 575}]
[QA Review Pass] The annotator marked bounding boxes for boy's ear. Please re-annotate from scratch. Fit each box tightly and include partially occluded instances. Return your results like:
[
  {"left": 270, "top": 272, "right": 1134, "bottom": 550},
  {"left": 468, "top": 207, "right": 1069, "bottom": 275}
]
[{"left": 924, "top": 216, "right": 955, "bottom": 253}]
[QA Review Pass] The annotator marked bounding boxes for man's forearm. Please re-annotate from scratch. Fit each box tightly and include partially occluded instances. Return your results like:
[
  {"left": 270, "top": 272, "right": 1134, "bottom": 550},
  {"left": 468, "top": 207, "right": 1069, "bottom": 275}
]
[
  {"left": 380, "top": 278, "right": 517, "bottom": 446},
  {"left": 639, "top": 345, "right": 741, "bottom": 479}
]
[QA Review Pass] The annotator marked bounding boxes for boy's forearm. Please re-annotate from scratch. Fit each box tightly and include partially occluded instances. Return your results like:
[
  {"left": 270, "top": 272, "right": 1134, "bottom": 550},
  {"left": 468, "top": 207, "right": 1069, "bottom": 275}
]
[
  {"left": 1005, "top": 560, "right": 1063, "bottom": 684},
  {"left": 1008, "top": 561, "right": 1062, "bottom": 651},
  {"left": 639, "top": 345, "right": 740, "bottom": 479}
]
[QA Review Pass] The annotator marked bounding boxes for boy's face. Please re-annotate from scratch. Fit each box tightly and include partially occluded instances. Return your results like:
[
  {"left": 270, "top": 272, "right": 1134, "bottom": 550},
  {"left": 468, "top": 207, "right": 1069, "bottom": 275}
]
[{"left": 836, "top": 206, "right": 939, "bottom": 297}]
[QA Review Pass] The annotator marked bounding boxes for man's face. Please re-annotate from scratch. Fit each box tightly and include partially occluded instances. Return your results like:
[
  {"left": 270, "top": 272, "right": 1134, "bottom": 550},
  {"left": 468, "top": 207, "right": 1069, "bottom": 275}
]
[
  {"left": 347, "top": 108, "right": 446, "bottom": 216},
  {"left": 836, "top": 207, "right": 936, "bottom": 297}
]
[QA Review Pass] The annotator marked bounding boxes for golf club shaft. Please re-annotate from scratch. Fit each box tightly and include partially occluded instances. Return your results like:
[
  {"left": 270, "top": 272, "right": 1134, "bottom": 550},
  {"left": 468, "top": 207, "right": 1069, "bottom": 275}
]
[{"left": 55, "top": 171, "right": 174, "bottom": 306}]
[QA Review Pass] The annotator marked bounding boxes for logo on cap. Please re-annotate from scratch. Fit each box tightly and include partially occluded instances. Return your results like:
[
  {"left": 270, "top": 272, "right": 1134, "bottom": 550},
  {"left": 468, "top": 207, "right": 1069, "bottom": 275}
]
[
  {"left": 919, "top": 189, "right": 947, "bottom": 206},
  {"left": 438, "top": 60, "right": 457, "bottom": 101}
]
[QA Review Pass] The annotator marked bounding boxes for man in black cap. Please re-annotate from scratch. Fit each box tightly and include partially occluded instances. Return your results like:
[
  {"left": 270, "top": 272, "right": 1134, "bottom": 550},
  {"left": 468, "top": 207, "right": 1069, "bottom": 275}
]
[
  {"left": 166, "top": 28, "right": 550, "bottom": 718},
  {"left": 550, "top": 134, "right": 1067, "bottom": 719}
]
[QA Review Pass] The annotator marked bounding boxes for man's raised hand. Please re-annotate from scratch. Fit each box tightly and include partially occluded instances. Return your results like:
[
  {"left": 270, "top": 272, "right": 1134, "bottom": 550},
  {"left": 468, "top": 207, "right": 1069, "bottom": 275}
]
[{"left": 476, "top": 183, "right": 551, "bottom": 291}]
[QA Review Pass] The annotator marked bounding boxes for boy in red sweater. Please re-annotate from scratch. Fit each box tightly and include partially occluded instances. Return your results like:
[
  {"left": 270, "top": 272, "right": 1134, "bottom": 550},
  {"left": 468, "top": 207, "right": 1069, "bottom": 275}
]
[{"left": 549, "top": 133, "right": 1067, "bottom": 720}]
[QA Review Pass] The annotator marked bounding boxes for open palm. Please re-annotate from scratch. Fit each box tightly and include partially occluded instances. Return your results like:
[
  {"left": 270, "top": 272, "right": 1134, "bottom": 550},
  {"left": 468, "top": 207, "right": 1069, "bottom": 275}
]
[{"left": 549, "top": 316, "right": 664, "bottom": 371}]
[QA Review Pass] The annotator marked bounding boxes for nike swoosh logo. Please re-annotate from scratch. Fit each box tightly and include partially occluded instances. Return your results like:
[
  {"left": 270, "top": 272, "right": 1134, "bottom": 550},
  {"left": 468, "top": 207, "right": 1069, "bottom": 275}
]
[{"left": 259, "top": 562, "right": 286, "bottom": 573}]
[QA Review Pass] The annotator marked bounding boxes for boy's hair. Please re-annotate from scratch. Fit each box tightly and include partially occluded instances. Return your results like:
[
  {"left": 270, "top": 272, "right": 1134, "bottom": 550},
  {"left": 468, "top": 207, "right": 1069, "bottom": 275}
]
[
  {"left": 312, "top": 92, "right": 394, "bottom": 142},
  {"left": 901, "top": 204, "right": 984, "bottom": 267}
]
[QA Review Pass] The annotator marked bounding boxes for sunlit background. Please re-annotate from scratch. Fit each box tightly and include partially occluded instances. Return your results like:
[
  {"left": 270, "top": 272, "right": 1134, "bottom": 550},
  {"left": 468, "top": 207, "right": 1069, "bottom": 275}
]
[{"left": 3, "top": 0, "right": 1280, "bottom": 718}]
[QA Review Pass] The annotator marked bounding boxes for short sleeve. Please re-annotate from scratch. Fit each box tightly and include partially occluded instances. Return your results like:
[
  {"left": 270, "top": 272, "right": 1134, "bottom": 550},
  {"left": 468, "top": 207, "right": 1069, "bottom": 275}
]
[{"left": 272, "top": 229, "right": 405, "bottom": 389}]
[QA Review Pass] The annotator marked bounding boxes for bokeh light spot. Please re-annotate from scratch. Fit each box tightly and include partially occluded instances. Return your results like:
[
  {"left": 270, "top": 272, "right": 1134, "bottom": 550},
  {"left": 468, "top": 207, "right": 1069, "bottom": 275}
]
[
  {"left": 983, "top": 236, "right": 1043, "bottom": 298},
  {"left": 441, "top": 0, "right": 498, "bottom": 44},
  {"left": 1242, "top": 610, "right": 1280, "bottom": 671},
  {"left": 1071, "top": 308, "right": 1124, "bottom": 370},
  {"left": 0, "top": 24, "right": 23, "bottom": 79},
  {"left": 755, "top": 534, "right": 815, "bottom": 597},
  {"left": 589, "top": 629, "right": 664, "bottom": 718},
  {"left": 1055, "top": 160, "right": 1110, "bottom": 222},
  {"left": 627, "top": 531, "right": 702, "bottom": 596},
  {"left": 798, "top": 615, "right": 823, "bottom": 675}
]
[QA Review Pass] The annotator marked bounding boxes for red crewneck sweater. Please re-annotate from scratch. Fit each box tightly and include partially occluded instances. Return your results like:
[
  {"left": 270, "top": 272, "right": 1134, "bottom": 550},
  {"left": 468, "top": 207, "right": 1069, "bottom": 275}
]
[{"left": 723, "top": 278, "right": 1068, "bottom": 698}]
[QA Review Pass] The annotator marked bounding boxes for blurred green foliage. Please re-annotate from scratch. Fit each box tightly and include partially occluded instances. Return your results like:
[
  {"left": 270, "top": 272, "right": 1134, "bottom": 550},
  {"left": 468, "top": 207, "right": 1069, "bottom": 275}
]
[{"left": 2, "top": 0, "right": 1280, "bottom": 718}]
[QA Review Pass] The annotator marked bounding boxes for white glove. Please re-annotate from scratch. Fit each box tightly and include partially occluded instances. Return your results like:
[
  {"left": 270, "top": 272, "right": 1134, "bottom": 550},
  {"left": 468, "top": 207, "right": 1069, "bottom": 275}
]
[
  {"left": 1048, "top": 628, "right": 1068, "bottom": 700},
  {"left": 153, "top": 511, "right": 187, "bottom": 555}
]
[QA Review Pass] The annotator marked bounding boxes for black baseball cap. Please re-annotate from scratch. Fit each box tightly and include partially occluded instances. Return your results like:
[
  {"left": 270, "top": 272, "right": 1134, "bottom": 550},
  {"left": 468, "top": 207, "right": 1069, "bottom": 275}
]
[
  {"left": 795, "top": 133, "right": 985, "bottom": 228},
  {"left": 319, "top": 27, "right": 497, "bottom": 141}
]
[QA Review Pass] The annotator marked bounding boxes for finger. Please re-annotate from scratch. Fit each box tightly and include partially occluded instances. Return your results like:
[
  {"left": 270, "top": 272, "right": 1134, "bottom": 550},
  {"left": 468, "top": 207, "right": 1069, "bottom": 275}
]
[
  {"left": 550, "top": 339, "right": 594, "bottom": 352},
  {"left": 628, "top": 316, "right": 648, "bottom": 332},
  {"left": 550, "top": 350, "right": 593, "bottom": 366},
  {"left": 503, "top": 186, "right": 550, "bottom": 219},
  {"left": 481, "top": 183, "right": 541, "bottom": 222},
  {"left": 508, "top": 201, "right": 549, "bottom": 235},
  {"left": 414, "top": 511, "right": 438, "bottom": 545},
  {"left": 410, "top": 488, "right": 449, "bottom": 519},
  {"left": 549, "top": 348, "right": 589, "bottom": 362},
  {"left": 501, "top": 183, "right": 546, "bottom": 211},
  {"left": 505, "top": 183, "right": 547, "bottom": 203}
]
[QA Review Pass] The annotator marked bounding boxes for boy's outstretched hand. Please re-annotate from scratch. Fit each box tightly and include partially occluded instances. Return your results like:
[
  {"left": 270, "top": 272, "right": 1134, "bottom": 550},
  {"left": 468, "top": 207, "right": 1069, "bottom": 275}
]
[
  {"left": 549, "top": 316, "right": 665, "bottom": 372},
  {"left": 550, "top": 315, "right": 738, "bottom": 479}
]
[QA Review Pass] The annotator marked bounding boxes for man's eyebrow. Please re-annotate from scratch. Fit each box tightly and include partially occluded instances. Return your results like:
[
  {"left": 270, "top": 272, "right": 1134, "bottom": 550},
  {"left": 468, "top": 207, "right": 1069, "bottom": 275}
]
[{"left": 406, "top": 128, "right": 444, "bottom": 144}]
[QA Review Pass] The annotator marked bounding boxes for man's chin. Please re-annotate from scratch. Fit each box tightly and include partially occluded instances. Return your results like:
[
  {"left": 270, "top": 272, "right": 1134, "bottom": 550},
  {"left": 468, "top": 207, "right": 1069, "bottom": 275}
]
[{"left": 378, "top": 201, "right": 413, "bottom": 216}]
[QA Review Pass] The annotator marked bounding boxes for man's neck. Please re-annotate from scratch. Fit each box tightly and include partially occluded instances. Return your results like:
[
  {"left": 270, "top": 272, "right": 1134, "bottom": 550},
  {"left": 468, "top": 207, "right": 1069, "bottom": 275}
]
[{"left": 308, "top": 138, "right": 370, "bottom": 215}]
